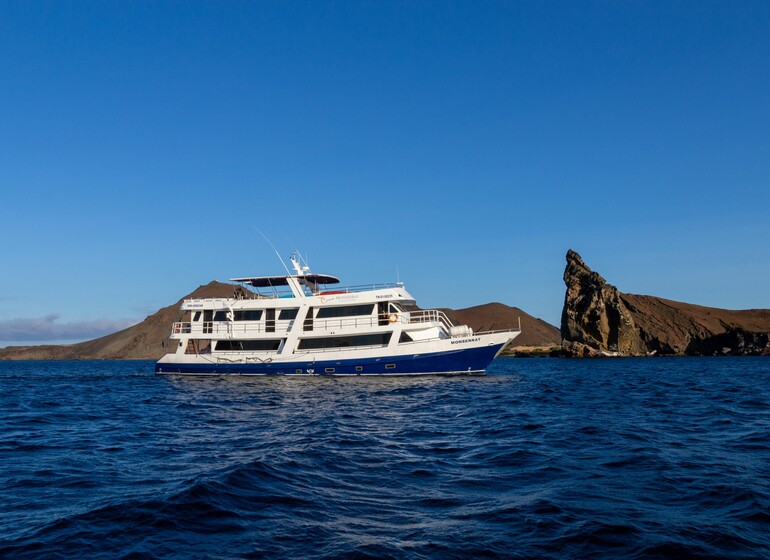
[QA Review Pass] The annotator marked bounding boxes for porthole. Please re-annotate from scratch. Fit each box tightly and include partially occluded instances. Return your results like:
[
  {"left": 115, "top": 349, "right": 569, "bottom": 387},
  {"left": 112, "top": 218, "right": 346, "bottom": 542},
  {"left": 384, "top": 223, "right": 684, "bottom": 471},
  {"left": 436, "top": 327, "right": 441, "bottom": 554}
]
[
  {"left": 385, "top": 364, "right": 396, "bottom": 370},
  {"left": 355, "top": 366, "right": 363, "bottom": 372},
  {"left": 325, "top": 367, "right": 335, "bottom": 373}
]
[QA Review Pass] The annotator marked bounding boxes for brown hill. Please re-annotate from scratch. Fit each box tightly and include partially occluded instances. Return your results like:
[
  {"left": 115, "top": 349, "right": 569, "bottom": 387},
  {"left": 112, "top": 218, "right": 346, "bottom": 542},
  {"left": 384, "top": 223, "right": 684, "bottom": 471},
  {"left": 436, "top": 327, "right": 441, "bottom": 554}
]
[
  {"left": 562, "top": 250, "right": 770, "bottom": 356},
  {"left": 0, "top": 283, "right": 556, "bottom": 360},
  {"left": 0, "top": 281, "right": 234, "bottom": 360},
  {"left": 442, "top": 303, "right": 560, "bottom": 348}
]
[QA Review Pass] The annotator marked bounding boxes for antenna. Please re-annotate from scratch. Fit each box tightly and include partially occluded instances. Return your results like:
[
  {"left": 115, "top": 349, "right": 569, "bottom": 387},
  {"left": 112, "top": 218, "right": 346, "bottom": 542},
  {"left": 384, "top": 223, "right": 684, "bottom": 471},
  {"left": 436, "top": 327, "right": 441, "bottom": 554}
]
[
  {"left": 288, "top": 249, "right": 313, "bottom": 275},
  {"left": 253, "top": 226, "right": 292, "bottom": 277}
]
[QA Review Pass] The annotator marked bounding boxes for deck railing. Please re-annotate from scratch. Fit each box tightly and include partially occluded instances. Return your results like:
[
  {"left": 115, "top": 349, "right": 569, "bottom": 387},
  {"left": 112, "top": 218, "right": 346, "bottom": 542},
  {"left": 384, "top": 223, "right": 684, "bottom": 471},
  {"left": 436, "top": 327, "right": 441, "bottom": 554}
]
[
  {"left": 171, "top": 307, "right": 454, "bottom": 337},
  {"left": 172, "top": 320, "right": 296, "bottom": 336},
  {"left": 404, "top": 309, "right": 454, "bottom": 331},
  {"left": 181, "top": 282, "right": 406, "bottom": 304},
  {"left": 316, "top": 282, "right": 403, "bottom": 294}
]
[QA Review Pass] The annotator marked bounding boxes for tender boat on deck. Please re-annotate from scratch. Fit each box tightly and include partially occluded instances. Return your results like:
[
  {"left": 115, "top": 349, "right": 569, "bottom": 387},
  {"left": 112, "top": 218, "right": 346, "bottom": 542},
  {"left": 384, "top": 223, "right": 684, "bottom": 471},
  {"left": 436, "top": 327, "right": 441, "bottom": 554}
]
[{"left": 155, "top": 254, "right": 520, "bottom": 376}]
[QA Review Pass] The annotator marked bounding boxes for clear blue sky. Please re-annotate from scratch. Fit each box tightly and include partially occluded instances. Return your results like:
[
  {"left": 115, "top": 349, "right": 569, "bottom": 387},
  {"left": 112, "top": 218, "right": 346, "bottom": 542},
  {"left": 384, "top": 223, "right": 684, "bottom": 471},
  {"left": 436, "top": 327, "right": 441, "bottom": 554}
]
[{"left": 1, "top": 1, "right": 769, "bottom": 346}]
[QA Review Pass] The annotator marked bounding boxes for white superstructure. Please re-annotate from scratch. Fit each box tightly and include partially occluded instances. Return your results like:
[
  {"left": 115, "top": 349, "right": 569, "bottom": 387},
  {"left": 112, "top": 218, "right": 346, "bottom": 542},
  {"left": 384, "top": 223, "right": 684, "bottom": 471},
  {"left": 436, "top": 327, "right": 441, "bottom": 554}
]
[{"left": 155, "top": 254, "right": 520, "bottom": 375}]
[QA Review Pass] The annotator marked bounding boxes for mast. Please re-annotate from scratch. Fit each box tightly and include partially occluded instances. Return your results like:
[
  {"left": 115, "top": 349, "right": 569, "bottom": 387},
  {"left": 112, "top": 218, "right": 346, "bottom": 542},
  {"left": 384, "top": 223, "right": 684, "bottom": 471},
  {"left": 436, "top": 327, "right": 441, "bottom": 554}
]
[{"left": 288, "top": 252, "right": 310, "bottom": 297}]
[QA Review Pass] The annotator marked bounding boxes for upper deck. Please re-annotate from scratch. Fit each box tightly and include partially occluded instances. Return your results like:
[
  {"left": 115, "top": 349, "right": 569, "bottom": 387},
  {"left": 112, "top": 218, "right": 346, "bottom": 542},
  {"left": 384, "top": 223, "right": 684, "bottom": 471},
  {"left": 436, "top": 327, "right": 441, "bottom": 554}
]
[
  {"left": 182, "top": 253, "right": 415, "bottom": 309},
  {"left": 181, "top": 283, "right": 415, "bottom": 311}
]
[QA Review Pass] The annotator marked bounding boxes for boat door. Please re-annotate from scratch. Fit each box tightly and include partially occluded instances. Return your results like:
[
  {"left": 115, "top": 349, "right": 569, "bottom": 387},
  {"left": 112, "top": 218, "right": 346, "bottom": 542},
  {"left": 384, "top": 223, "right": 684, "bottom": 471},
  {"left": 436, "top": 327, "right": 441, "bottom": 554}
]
[
  {"left": 203, "top": 310, "right": 213, "bottom": 334},
  {"left": 378, "top": 302, "right": 389, "bottom": 326}
]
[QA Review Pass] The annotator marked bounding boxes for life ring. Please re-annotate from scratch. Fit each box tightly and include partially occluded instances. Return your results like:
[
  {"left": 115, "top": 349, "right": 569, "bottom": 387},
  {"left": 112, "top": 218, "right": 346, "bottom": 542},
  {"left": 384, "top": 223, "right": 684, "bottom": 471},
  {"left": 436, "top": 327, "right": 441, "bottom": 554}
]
[{"left": 388, "top": 313, "right": 399, "bottom": 324}]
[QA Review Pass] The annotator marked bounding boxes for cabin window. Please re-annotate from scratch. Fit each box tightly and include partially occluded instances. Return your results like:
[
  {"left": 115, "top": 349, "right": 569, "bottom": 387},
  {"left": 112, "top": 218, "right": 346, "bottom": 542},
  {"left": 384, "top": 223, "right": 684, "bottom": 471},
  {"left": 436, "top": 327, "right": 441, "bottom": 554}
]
[
  {"left": 399, "top": 332, "right": 413, "bottom": 343},
  {"left": 233, "top": 310, "right": 263, "bottom": 321},
  {"left": 316, "top": 304, "right": 374, "bottom": 319},
  {"left": 303, "top": 307, "right": 314, "bottom": 331},
  {"left": 215, "top": 339, "right": 283, "bottom": 351},
  {"left": 279, "top": 308, "right": 298, "bottom": 320},
  {"left": 213, "top": 311, "right": 228, "bottom": 321},
  {"left": 297, "top": 333, "right": 391, "bottom": 350},
  {"left": 266, "top": 309, "right": 276, "bottom": 332},
  {"left": 193, "top": 312, "right": 201, "bottom": 322},
  {"left": 186, "top": 339, "right": 212, "bottom": 354}
]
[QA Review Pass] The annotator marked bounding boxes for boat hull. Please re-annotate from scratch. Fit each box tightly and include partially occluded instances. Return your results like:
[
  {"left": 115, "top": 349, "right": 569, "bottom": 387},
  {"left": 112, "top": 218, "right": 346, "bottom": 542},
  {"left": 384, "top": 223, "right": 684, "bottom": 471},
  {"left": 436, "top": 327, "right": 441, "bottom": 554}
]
[{"left": 155, "top": 340, "right": 509, "bottom": 376}]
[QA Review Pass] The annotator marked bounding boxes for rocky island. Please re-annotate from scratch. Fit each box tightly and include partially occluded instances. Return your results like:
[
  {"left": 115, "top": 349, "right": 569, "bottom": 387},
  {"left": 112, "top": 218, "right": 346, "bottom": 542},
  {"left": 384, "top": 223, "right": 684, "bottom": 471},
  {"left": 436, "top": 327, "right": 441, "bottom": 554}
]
[
  {"left": 561, "top": 250, "right": 770, "bottom": 357},
  {"left": 5, "top": 251, "right": 765, "bottom": 361}
]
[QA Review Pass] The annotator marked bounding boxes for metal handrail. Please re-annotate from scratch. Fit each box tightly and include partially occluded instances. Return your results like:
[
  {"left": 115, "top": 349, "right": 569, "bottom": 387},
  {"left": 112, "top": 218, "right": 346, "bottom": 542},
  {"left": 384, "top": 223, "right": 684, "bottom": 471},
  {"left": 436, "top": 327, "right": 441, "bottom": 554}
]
[
  {"left": 172, "top": 320, "right": 296, "bottom": 336},
  {"left": 313, "top": 282, "right": 403, "bottom": 294},
  {"left": 181, "top": 282, "right": 406, "bottom": 303},
  {"left": 405, "top": 309, "right": 454, "bottom": 331},
  {"left": 171, "top": 307, "right": 459, "bottom": 337},
  {"left": 476, "top": 328, "right": 522, "bottom": 335},
  {"left": 313, "top": 316, "right": 379, "bottom": 330}
]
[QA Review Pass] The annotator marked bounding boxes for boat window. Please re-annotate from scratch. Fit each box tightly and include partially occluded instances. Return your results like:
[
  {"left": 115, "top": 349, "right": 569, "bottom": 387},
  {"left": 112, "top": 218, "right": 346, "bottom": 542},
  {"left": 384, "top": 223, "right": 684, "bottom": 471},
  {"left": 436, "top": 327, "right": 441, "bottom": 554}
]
[
  {"left": 303, "top": 307, "right": 314, "bottom": 331},
  {"left": 186, "top": 339, "right": 212, "bottom": 354},
  {"left": 297, "top": 332, "right": 391, "bottom": 350},
  {"left": 279, "top": 308, "right": 299, "bottom": 320},
  {"left": 233, "top": 310, "right": 263, "bottom": 321},
  {"left": 213, "top": 311, "right": 228, "bottom": 321},
  {"left": 215, "top": 339, "right": 283, "bottom": 351},
  {"left": 193, "top": 312, "right": 201, "bottom": 322},
  {"left": 266, "top": 309, "right": 276, "bottom": 333},
  {"left": 399, "top": 332, "right": 413, "bottom": 343},
  {"left": 316, "top": 304, "right": 374, "bottom": 319}
]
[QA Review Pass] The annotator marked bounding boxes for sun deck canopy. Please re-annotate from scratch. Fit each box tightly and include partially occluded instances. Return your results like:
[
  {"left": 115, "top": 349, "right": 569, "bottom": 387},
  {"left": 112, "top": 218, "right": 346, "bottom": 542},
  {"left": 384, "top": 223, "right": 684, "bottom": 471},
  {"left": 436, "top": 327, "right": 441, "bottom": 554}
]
[{"left": 230, "top": 274, "right": 341, "bottom": 288}]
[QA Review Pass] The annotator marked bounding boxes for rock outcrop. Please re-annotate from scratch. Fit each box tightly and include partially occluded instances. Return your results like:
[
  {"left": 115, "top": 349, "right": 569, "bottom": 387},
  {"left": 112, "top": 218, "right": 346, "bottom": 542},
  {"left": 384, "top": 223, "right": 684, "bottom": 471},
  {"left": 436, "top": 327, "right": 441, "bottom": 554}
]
[{"left": 561, "top": 250, "right": 770, "bottom": 356}]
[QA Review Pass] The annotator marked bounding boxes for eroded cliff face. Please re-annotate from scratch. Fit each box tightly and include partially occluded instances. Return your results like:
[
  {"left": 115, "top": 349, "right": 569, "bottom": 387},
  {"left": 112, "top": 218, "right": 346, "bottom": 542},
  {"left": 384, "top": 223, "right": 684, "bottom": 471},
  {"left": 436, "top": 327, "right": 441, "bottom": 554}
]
[
  {"left": 560, "top": 250, "right": 647, "bottom": 356},
  {"left": 561, "top": 250, "right": 770, "bottom": 356}
]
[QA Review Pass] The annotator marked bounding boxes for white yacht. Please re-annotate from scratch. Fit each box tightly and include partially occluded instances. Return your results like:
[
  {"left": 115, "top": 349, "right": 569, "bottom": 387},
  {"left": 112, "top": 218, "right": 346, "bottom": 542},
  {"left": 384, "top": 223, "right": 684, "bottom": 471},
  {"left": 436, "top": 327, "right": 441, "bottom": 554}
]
[{"left": 155, "top": 254, "right": 520, "bottom": 375}]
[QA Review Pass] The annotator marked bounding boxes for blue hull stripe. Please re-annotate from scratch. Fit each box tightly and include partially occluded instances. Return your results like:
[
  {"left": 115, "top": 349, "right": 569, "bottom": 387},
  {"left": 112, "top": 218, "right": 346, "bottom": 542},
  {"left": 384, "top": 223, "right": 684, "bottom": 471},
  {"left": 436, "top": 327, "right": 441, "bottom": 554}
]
[{"left": 155, "top": 344, "right": 504, "bottom": 375}]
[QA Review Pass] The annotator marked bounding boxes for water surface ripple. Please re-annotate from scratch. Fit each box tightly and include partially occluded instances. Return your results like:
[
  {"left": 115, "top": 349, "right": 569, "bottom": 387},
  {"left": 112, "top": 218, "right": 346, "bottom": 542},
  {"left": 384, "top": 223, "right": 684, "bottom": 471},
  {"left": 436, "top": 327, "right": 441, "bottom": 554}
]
[{"left": 1, "top": 358, "right": 769, "bottom": 559}]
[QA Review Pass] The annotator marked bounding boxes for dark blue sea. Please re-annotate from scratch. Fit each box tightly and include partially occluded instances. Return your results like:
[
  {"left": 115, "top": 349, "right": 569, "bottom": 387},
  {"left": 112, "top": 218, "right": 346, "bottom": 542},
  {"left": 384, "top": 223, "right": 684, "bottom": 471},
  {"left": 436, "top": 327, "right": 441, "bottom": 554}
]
[{"left": 1, "top": 358, "right": 769, "bottom": 559}]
